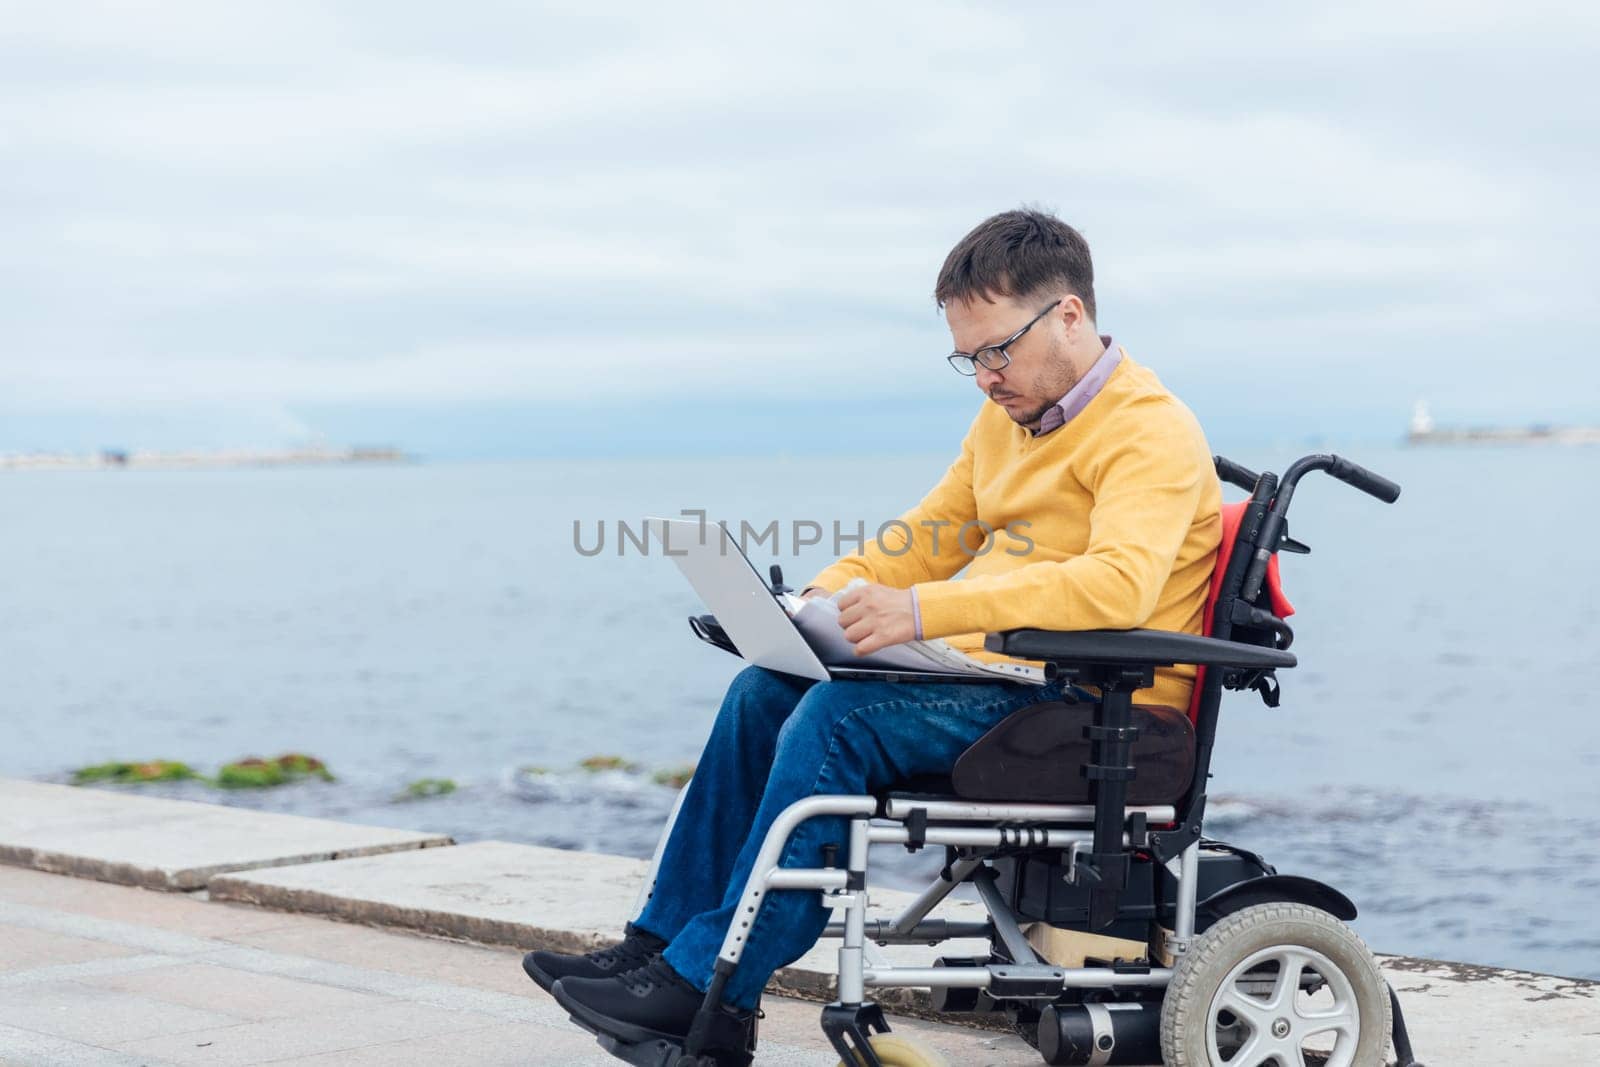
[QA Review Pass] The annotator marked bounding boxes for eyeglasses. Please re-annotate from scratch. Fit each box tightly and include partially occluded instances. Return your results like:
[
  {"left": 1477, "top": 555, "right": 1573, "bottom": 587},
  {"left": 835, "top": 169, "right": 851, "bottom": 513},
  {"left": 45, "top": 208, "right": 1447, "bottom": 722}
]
[{"left": 946, "top": 300, "right": 1060, "bottom": 376}]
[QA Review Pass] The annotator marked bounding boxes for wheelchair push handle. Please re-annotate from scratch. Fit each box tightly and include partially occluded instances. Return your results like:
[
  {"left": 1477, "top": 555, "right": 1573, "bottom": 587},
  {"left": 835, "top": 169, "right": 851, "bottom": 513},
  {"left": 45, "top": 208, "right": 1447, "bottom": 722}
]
[
  {"left": 1239, "top": 452, "right": 1401, "bottom": 603},
  {"left": 1213, "top": 454, "right": 1260, "bottom": 492},
  {"left": 1326, "top": 454, "right": 1402, "bottom": 503},
  {"left": 1278, "top": 452, "right": 1402, "bottom": 504}
]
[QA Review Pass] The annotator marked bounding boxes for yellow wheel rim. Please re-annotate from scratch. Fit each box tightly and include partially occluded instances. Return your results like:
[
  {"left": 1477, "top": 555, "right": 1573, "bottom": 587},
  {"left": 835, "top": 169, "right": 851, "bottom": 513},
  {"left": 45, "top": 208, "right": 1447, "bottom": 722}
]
[{"left": 834, "top": 1032, "right": 952, "bottom": 1067}]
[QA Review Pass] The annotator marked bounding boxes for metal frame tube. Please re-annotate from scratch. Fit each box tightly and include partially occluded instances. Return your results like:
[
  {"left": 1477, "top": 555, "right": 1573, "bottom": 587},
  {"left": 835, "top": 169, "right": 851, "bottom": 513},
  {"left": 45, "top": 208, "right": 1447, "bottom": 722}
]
[
  {"left": 697, "top": 791, "right": 1177, "bottom": 1002},
  {"left": 971, "top": 867, "right": 1039, "bottom": 965},
  {"left": 882, "top": 798, "right": 1174, "bottom": 823},
  {"left": 888, "top": 855, "right": 983, "bottom": 936},
  {"left": 836, "top": 817, "right": 871, "bottom": 1005},
  {"left": 837, "top": 903, "right": 867, "bottom": 1004},
  {"left": 1173, "top": 840, "right": 1200, "bottom": 944},
  {"left": 767, "top": 869, "right": 847, "bottom": 890},
  {"left": 715, "top": 796, "right": 876, "bottom": 965},
  {"left": 821, "top": 919, "right": 992, "bottom": 942},
  {"left": 868, "top": 826, "right": 1124, "bottom": 849},
  {"left": 848, "top": 817, "right": 870, "bottom": 881},
  {"left": 861, "top": 966, "right": 1174, "bottom": 990}
]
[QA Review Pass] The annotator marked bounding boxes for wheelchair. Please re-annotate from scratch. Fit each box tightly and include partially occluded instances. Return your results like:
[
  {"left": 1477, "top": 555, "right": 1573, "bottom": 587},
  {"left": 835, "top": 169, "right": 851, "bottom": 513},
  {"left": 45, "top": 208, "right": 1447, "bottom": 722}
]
[{"left": 580, "top": 453, "right": 1423, "bottom": 1067}]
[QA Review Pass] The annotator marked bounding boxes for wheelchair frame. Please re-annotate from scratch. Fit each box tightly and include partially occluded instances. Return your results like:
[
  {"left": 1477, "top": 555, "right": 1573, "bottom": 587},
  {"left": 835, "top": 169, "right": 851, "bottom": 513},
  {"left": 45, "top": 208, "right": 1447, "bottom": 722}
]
[{"left": 603, "top": 454, "right": 1421, "bottom": 1067}]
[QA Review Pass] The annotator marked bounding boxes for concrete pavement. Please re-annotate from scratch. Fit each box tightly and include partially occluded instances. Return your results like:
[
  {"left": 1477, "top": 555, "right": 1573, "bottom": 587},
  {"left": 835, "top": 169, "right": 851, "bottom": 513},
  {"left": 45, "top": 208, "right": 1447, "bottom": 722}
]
[{"left": 0, "top": 865, "right": 1038, "bottom": 1065}]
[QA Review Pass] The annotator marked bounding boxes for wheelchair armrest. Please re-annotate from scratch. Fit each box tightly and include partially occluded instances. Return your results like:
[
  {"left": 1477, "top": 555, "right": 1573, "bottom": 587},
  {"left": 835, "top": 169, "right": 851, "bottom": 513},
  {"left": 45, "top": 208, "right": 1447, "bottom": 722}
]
[{"left": 983, "top": 628, "right": 1296, "bottom": 670}]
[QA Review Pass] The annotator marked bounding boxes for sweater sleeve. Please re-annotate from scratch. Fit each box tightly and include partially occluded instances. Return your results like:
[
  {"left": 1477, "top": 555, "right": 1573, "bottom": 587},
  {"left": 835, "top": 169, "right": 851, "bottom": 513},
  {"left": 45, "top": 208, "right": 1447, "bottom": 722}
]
[
  {"left": 805, "top": 417, "right": 981, "bottom": 594},
  {"left": 912, "top": 403, "right": 1211, "bottom": 637}
]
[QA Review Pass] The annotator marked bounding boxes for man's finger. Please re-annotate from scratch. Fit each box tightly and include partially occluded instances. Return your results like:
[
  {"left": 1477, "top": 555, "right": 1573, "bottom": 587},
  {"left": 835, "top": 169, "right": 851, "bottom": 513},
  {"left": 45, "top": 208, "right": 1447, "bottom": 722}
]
[{"left": 852, "top": 627, "right": 883, "bottom": 654}]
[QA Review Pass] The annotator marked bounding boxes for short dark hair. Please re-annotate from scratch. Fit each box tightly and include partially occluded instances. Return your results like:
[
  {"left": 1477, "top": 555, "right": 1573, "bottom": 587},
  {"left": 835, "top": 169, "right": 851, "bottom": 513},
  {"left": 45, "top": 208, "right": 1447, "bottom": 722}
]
[{"left": 934, "top": 209, "right": 1096, "bottom": 321}]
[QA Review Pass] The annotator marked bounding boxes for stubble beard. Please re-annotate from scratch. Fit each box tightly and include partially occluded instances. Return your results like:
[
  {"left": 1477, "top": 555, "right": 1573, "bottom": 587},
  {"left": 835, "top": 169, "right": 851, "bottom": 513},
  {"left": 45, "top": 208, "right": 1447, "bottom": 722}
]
[
  {"left": 1002, "top": 338, "right": 1081, "bottom": 430},
  {"left": 1012, "top": 398, "right": 1056, "bottom": 430}
]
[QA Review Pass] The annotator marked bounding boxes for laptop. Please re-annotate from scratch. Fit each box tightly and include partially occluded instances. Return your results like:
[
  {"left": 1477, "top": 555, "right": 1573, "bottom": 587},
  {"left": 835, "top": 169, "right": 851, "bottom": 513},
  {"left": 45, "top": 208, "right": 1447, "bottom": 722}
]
[{"left": 645, "top": 517, "right": 1038, "bottom": 685}]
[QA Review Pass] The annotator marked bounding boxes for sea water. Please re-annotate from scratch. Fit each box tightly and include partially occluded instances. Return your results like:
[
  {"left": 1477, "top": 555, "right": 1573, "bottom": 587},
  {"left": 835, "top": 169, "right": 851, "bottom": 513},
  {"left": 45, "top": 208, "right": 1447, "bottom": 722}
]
[{"left": 4, "top": 446, "right": 1597, "bottom": 979}]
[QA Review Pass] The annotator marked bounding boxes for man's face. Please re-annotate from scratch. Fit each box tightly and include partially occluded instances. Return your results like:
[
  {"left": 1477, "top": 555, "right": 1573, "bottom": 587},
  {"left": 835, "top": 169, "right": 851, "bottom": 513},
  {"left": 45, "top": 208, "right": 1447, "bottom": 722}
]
[{"left": 945, "top": 294, "right": 1080, "bottom": 431}]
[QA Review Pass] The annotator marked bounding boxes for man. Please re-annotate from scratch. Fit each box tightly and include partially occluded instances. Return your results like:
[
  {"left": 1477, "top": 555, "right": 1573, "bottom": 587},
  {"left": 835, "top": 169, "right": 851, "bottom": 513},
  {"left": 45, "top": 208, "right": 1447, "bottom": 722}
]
[{"left": 525, "top": 209, "right": 1222, "bottom": 1046}]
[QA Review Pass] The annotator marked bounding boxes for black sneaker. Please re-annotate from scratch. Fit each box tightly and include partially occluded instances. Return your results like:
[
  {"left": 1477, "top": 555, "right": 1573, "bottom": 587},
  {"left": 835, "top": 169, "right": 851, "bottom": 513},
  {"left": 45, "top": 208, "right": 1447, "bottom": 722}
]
[
  {"left": 522, "top": 924, "right": 668, "bottom": 993},
  {"left": 553, "top": 956, "right": 707, "bottom": 1043}
]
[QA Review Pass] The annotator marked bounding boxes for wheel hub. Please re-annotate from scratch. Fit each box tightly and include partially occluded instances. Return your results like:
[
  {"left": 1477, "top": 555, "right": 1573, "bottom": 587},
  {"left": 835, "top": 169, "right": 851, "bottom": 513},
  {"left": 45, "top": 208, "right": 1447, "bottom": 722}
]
[{"left": 1205, "top": 944, "right": 1362, "bottom": 1067}]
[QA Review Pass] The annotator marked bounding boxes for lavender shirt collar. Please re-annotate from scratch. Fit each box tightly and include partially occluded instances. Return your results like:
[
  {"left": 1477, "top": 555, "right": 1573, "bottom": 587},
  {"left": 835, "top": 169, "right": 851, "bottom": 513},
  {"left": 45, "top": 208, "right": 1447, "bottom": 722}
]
[{"left": 1033, "top": 336, "right": 1121, "bottom": 437}]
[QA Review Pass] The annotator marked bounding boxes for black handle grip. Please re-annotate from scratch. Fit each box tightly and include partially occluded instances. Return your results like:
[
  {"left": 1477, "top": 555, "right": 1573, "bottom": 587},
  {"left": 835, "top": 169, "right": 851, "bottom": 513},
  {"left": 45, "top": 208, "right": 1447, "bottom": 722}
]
[
  {"left": 1327, "top": 455, "right": 1401, "bottom": 503},
  {"left": 768, "top": 564, "right": 792, "bottom": 595},
  {"left": 1214, "top": 455, "right": 1260, "bottom": 491}
]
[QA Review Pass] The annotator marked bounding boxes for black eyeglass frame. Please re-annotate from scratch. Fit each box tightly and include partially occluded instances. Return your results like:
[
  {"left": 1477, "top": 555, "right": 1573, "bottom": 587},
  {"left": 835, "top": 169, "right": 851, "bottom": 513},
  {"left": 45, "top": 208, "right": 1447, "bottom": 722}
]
[{"left": 946, "top": 299, "right": 1062, "bottom": 376}]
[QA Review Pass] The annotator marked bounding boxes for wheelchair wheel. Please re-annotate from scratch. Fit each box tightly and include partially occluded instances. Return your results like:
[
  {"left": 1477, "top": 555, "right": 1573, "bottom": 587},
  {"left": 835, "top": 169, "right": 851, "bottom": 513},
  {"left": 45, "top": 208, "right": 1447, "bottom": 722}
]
[
  {"left": 1159, "top": 902, "right": 1390, "bottom": 1067},
  {"left": 834, "top": 1033, "right": 952, "bottom": 1067}
]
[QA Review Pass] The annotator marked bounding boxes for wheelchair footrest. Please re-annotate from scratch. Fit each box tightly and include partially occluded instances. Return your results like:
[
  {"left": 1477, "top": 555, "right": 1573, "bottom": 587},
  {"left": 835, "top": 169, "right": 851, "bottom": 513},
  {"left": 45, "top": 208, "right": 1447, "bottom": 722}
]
[
  {"left": 570, "top": 1003, "right": 757, "bottom": 1067},
  {"left": 594, "top": 1032, "right": 689, "bottom": 1067},
  {"left": 592, "top": 1031, "right": 754, "bottom": 1067}
]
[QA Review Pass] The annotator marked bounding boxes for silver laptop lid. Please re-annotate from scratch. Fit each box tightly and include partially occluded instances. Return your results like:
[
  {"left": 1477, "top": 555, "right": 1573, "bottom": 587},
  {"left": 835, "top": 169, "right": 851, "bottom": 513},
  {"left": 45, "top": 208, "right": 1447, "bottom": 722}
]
[{"left": 646, "top": 518, "right": 830, "bottom": 681}]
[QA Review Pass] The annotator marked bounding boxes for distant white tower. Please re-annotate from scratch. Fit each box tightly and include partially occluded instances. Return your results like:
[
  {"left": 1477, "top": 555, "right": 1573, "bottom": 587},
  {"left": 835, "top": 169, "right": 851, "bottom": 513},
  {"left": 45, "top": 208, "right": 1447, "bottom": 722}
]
[{"left": 1410, "top": 400, "right": 1435, "bottom": 437}]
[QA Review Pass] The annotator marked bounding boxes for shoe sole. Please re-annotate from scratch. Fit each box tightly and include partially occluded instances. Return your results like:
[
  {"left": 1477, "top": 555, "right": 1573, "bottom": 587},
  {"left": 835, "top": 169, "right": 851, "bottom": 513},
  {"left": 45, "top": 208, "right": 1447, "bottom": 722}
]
[{"left": 552, "top": 978, "right": 690, "bottom": 1047}]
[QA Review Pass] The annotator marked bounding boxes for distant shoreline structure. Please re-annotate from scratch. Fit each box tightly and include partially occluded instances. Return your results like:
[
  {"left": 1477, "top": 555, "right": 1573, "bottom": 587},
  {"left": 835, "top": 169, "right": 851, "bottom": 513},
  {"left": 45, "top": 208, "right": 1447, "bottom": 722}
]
[
  {"left": 1407, "top": 402, "right": 1600, "bottom": 446},
  {"left": 0, "top": 445, "right": 412, "bottom": 472}
]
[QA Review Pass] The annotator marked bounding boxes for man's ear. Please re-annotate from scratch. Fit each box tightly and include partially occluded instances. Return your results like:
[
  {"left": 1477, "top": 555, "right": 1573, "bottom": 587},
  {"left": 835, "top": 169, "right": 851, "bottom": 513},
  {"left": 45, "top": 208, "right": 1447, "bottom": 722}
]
[{"left": 1058, "top": 293, "right": 1087, "bottom": 335}]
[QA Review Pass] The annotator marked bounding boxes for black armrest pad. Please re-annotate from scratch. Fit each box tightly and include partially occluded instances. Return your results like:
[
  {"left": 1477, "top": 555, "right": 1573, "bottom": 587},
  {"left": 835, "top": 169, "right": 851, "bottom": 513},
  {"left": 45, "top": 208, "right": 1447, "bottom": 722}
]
[{"left": 984, "top": 628, "right": 1296, "bottom": 670}]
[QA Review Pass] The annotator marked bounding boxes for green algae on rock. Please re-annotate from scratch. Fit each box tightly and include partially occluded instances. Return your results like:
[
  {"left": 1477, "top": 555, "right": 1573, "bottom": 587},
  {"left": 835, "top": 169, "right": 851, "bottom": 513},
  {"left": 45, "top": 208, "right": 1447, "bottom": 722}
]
[
  {"left": 579, "top": 755, "right": 639, "bottom": 773},
  {"left": 71, "top": 760, "right": 200, "bottom": 785},
  {"left": 651, "top": 765, "right": 696, "bottom": 789},
  {"left": 398, "top": 777, "right": 457, "bottom": 800},
  {"left": 216, "top": 753, "right": 335, "bottom": 789}
]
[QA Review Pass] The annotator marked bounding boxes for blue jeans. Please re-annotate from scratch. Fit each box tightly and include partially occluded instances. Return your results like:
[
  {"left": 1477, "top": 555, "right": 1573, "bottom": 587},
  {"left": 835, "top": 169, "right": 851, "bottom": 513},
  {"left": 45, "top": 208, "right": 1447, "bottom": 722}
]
[{"left": 634, "top": 665, "right": 1068, "bottom": 1010}]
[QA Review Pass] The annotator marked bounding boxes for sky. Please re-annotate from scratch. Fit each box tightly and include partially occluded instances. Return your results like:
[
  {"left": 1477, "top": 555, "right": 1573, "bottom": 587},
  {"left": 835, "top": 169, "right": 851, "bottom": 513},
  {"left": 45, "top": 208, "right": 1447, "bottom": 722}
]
[{"left": 3, "top": 2, "right": 1598, "bottom": 458}]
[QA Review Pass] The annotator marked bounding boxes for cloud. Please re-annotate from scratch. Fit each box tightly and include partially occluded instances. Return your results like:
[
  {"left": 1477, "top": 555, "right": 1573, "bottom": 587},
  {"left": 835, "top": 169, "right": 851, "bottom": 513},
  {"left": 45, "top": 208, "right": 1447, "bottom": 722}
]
[{"left": 1, "top": 1, "right": 1596, "bottom": 444}]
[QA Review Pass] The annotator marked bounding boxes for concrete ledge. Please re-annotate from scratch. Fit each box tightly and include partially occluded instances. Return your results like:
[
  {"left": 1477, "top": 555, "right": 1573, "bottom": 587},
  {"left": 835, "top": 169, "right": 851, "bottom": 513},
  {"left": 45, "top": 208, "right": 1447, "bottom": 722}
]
[
  {"left": 211, "top": 841, "right": 651, "bottom": 953},
  {"left": 1376, "top": 954, "right": 1599, "bottom": 1061},
  {"left": 0, "top": 780, "right": 452, "bottom": 890},
  {"left": 209, "top": 840, "right": 993, "bottom": 1013}
]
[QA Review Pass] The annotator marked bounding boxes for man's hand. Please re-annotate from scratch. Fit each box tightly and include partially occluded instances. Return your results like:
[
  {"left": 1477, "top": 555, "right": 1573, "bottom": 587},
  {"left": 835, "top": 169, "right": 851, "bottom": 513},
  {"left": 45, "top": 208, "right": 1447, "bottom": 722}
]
[{"left": 835, "top": 583, "right": 916, "bottom": 655}]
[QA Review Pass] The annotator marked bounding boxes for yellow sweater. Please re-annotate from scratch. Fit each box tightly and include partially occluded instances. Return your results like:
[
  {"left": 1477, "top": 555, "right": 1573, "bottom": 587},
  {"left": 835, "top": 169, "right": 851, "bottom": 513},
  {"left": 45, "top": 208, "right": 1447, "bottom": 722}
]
[{"left": 808, "top": 351, "right": 1221, "bottom": 709}]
